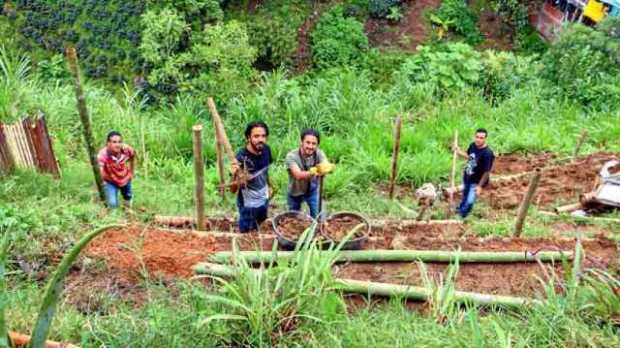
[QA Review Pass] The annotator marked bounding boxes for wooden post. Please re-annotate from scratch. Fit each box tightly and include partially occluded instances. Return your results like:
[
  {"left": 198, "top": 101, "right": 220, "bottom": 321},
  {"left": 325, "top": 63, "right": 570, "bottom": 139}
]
[
  {"left": 573, "top": 130, "right": 588, "bottom": 158},
  {"left": 388, "top": 115, "right": 402, "bottom": 199},
  {"left": 215, "top": 142, "right": 226, "bottom": 197},
  {"left": 514, "top": 169, "right": 542, "bottom": 237},
  {"left": 65, "top": 47, "right": 106, "bottom": 204},
  {"left": 192, "top": 125, "right": 206, "bottom": 231},
  {"left": 447, "top": 130, "right": 459, "bottom": 216},
  {"left": 318, "top": 176, "right": 325, "bottom": 220},
  {"left": 207, "top": 97, "right": 236, "bottom": 164}
]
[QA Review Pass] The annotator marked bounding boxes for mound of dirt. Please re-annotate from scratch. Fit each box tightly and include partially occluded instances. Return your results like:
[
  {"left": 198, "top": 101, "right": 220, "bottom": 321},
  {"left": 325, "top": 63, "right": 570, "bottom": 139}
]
[{"left": 484, "top": 152, "right": 619, "bottom": 209}]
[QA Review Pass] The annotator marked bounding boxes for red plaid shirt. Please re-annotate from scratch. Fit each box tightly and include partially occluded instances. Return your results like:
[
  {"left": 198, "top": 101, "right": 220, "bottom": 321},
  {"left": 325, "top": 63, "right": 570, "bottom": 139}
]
[{"left": 97, "top": 145, "right": 135, "bottom": 187}]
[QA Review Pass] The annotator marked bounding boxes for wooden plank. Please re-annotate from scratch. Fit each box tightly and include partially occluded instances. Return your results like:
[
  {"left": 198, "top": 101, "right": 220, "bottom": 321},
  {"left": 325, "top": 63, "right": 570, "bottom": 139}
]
[
  {"left": 38, "top": 115, "right": 60, "bottom": 176},
  {"left": 23, "top": 117, "right": 42, "bottom": 169},
  {"left": 0, "top": 123, "right": 14, "bottom": 173}
]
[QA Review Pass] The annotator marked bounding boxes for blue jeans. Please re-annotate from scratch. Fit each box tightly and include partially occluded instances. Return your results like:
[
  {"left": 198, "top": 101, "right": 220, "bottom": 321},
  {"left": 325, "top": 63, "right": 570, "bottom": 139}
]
[
  {"left": 287, "top": 187, "right": 320, "bottom": 218},
  {"left": 457, "top": 182, "right": 477, "bottom": 218},
  {"left": 237, "top": 196, "right": 269, "bottom": 233},
  {"left": 104, "top": 180, "right": 132, "bottom": 208}
]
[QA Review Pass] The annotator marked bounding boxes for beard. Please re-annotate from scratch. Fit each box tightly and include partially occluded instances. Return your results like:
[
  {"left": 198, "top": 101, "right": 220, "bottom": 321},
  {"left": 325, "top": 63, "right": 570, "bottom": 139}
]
[{"left": 250, "top": 141, "right": 264, "bottom": 153}]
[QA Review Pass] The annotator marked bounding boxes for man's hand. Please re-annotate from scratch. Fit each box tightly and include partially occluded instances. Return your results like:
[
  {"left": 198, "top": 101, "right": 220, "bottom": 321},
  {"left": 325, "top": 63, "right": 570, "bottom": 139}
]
[
  {"left": 231, "top": 162, "right": 240, "bottom": 174},
  {"left": 309, "top": 167, "right": 319, "bottom": 176},
  {"left": 476, "top": 186, "right": 482, "bottom": 196}
]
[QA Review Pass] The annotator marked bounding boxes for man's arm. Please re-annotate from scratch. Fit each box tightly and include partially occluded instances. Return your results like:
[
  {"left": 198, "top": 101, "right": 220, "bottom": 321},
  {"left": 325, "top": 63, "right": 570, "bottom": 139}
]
[
  {"left": 452, "top": 144, "right": 469, "bottom": 160},
  {"left": 289, "top": 164, "right": 314, "bottom": 180}
]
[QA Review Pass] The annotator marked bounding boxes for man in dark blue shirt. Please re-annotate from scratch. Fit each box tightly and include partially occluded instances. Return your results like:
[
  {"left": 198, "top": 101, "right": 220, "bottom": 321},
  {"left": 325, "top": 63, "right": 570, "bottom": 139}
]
[
  {"left": 231, "top": 121, "right": 272, "bottom": 232},
  {"left": 453, "top": 128, "right": 495, "bottom": 219}
]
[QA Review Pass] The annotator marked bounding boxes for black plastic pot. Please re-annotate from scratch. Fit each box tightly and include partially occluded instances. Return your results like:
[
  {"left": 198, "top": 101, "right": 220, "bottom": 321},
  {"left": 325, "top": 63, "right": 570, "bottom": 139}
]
[
  {"left": 272, "top": 211, "right": 317, "bottom": 251},
  {"left": 319, "top": 212, "right": 370, "bottom": 250}
]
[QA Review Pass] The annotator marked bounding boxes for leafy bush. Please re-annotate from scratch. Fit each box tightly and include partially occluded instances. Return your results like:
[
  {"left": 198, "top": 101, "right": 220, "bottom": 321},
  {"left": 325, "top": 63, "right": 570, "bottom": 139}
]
[
  {"left": 398, "top": 42, "right": 483, "bottom": 93},
  {"left": 541, "top": 18, "right": 620, "bottom": 110},
  {"left": 140, "top": 10, "right": 257, "bottom": 101},
  {"left": 311, "top": 6, "right": 369, "bottom": 70},
  {"left": 481, "top": 50, "right": 541, "bottom": 101},
  {"left": 432, "top": 0, "right": 482, "bottom": 45},
  {"left": 368, "top": 0, "right": 401, "bottom": 19},
  {"left": 489, "top": 0, "right": 530, "bottom": 47}
]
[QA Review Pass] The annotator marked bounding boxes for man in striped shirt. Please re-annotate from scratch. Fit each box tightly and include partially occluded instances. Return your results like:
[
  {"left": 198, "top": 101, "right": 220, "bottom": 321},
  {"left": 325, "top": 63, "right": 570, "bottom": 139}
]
[{"left": 97, "top": 130, "right": 135, "bottom": 209}]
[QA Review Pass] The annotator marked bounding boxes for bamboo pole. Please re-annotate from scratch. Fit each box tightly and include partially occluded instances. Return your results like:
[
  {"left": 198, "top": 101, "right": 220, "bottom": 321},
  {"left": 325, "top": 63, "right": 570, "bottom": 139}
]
[
  {"left": 447, "top": 130, "right": 459, "bottom": 216},
  {"left": 334, "top": 279, "right": 537, "bottom": 307},
  {"left": 206, "top": 97, "right": 236, "bottom": 164},
  {"left": 215, "top": 142, "right": 226, "bottom": 197},
  {"left": 514, "top": 169, "right": 542, "bottom": 237},
  {"left": 573, "top": 129, "right": 588, "bottom": 158},
  {"left": 192, "top": 263, "right": 539, "bottom": 307},
  {"left": 65, "top": 47, "right": 106, "bottom": 204},
  {"left": 388, "top": 115, "right": 402, "bottom": 200},
  {"left": 192, "top": 125, "right": 206, "bottom": 231},
  {"left": 208, "top": 249, "right": 572, "bottom": 264},
  {"left": 554, "top": 202, "right": 583, "bottom": 214}
]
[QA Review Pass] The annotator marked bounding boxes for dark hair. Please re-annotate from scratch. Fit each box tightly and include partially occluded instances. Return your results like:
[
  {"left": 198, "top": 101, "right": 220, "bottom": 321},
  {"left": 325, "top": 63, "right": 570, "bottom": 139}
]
[
  {"left": 106, "top": 130, "right": 122, "bottom": 142},
  {"left": 300, "top": 128, "right": 320, "bottom": 144},
  {"left": 475, "top": 128, "right": 488, "bottom": 137},
  {"left": 244, "top": 121, "right": 269, "bottom": 139}
]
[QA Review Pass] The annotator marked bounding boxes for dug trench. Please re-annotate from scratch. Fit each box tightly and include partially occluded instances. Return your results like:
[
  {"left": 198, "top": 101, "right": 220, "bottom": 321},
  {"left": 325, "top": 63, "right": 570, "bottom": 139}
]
[{"left": 63, "top": 222, "right": 619, "bottom": 311}]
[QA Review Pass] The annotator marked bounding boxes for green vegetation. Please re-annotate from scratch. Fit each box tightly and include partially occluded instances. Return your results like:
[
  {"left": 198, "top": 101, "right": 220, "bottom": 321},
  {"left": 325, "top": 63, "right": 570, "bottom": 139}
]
[
  {"left": 432, "top": 0, "right": 483, "bottom": 45},
  {"left": 311, "top": 6, "right": 369, "bottom": 70},
  {"left": 1, "top": 1, "right": 619, "bottom": 347}
]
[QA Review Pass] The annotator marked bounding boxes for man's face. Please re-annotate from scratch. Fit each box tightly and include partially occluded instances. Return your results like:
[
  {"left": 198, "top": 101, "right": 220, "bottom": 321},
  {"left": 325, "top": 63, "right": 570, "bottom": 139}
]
[
  {"left": 107, "top": 135, "right": 123, "bottom": 153},
  {"left": 248, "top": 127, "right": 267, "bottom": 153},
  {"left": 301, "top": 135, "right": 318, "bottom": 157},
  {"left": 474, "top": 132, "right": 487, "bottom": 148}
]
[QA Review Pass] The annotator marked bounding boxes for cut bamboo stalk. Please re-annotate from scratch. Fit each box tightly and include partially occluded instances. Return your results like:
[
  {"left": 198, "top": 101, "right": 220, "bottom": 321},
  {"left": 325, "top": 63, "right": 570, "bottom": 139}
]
[
  {"left": 514, "top": 169, "right": 542, "bottom": 237},
  {"left": 66, "top": 47, "right": 106, "bottom": 204},
  {"left": 368, "top": 219, "right": 462, "bottom": 227},
  {"left": 207, "top": 249, "right": 572, "bottom": 264},
  {"left": 192, "top": 263, "right": 539, "bottom": 307},
  {"left": 573, "top": 130, "right": 588, "bottom": 158},
  {"left": 334, "top": 278, "right": 537, "bottom": 307},
  {"left": 215, "top": 142, "right": 226, "bottom": 197},
  {"left": 554, "top": 202, "right": 583, "bottom": 214},
  {"left": 447, "top": 130, "right": 458, "bottom": 216},
  {"left": 388, "top": 115, "right": 402, "bottom": 200},
  {"left": 9, "top": 331, "right": 79, "bottom": 348},
  {"left": 206, "top": 97, "right": 236, "bottom": 164},
  {"left": 539, "top": 211, "right": 620, "bottom": 224},
  {"left": 192, "top": 125, "right": 206, "bottom": 231}
]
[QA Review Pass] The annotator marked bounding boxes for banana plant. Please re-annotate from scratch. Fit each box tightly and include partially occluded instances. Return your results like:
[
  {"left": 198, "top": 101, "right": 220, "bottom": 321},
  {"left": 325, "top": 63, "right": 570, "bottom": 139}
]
[{"left": 430, "top": 14, "right": 455, "bottom": 40}]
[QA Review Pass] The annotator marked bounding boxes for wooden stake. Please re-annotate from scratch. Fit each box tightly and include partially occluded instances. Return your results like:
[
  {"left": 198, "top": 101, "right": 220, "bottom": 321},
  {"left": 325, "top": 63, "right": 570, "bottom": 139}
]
[
  {"left": 207, "top": 97, "right": 236, "bottom": 164},
  {"left": 447, "top": 130, "right": 459, "bottom": 216},
  {"left": 573, "top": 129, "right": 588, "bottom": 158},
  {"left": 192, "top": 125, "right": 206, "bottom": 231},
  {"left": 65, "top": 47, "right": 106, "bottom": 204},
  {"left": 388, "top": 115, "right": 402, "bottom": 200},
  {"left": 514, "top": 169, "right": 542, "bottom": 237},
  {"left": 318, "top": 176, "right": 325, "bottom": 219}
]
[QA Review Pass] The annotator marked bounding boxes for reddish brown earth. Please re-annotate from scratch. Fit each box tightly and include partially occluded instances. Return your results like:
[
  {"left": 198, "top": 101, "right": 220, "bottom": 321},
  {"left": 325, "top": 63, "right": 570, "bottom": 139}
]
[
  {"left": 477, "top": 9, "right": 514, "bottom": 51},
  {"left": 483, "top": 152, "right": 619, "bottom": 209},
  {"left": 492, "top": 152, "right": 557, "bottom": 175},
  {"left": 365, "top": 0, "right": 442, "bottom": 50},
  {"left": 276, "top": 215, "right": 313, "bottom": 240},
  {"left": 65, "top": 222, "right": 618, "bottom": 305}
]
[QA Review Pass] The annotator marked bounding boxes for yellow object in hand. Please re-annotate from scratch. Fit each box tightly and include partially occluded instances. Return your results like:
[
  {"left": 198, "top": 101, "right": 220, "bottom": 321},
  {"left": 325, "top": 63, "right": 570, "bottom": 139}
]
[
  {"left": 309, "top": 167, "right": 319, "bottom": 176},
  {"left": 316, "top": 162, "right": 335, "bottom": 175}
]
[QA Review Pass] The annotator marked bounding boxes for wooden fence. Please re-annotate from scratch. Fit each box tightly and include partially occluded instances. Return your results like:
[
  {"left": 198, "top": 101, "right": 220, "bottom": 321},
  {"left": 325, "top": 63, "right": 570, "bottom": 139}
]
[{"left": 0, "top": 114, "right": 60, "bottom": 177}]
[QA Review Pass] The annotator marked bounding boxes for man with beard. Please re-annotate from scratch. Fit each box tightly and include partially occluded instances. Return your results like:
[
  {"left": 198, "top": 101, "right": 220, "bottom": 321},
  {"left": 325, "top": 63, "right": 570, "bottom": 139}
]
[
  {"left": 285, "top": 129, "right": 328, "bottom": 218},
  {"left": 231, "top": 121, "right": 273, "bottom": 232}
]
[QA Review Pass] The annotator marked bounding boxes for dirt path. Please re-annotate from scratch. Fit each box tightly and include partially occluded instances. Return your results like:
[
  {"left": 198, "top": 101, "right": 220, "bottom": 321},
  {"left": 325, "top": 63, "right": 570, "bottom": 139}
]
[
  {"left": 294, "top": 7, "right": 322, "bottom": 73},
  {"left": 365, "top": 0, "right": 441, "bottom": 50}
]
